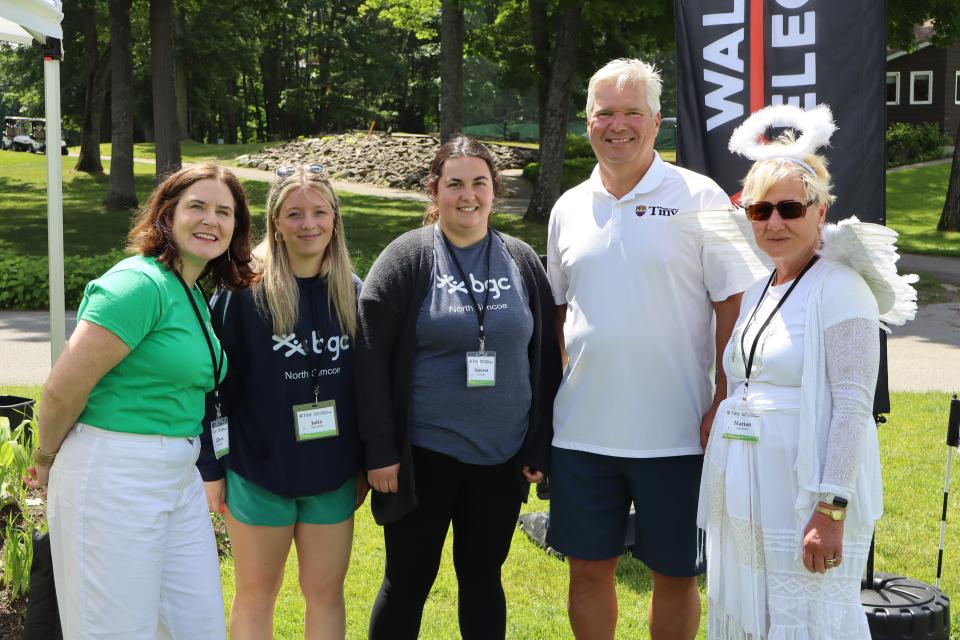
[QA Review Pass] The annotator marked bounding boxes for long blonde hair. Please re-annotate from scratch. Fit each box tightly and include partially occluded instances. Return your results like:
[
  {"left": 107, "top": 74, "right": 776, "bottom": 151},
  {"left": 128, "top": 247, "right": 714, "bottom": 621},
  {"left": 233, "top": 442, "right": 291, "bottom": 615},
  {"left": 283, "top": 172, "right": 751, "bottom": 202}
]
[{"left": 253, "top": 168, "right": 357, "bottom": 336}]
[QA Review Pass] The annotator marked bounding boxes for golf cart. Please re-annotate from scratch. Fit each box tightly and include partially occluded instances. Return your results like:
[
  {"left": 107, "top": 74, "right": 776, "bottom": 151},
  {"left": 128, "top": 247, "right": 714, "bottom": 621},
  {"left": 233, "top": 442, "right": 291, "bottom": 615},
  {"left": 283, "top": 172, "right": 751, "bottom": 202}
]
[
  {"left": 2, "top": 116, "right": 33, "bottom": 151},
  {"left": 29, "top": 118, "right": 67, "bottom": 155}
]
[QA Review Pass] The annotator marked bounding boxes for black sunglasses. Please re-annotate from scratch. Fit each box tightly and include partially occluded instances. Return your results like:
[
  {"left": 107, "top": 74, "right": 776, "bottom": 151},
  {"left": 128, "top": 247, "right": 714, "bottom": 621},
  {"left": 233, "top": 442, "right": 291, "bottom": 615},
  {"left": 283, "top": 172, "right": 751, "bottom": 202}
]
[{"left": 745, "top": 199, "right": 813, "bottom": 221}]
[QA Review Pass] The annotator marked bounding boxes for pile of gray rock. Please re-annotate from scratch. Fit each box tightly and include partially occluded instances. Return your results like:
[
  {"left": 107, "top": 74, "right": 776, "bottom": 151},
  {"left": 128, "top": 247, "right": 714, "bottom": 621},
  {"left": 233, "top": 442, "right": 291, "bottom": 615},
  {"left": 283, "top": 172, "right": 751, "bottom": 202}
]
[{"left": 236, "top": 133, "right": 538, "bottom": 191}]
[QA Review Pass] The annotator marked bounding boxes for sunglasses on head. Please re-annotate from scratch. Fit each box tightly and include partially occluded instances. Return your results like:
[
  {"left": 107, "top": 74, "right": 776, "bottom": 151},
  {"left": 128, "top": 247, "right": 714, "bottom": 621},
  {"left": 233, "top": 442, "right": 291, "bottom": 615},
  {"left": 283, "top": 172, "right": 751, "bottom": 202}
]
[
  {"left": 275, "top": 163, "right": 325, "bottom": 179},
  {"left": 744, "top": 199, "right": 813, "bottom": 221}
]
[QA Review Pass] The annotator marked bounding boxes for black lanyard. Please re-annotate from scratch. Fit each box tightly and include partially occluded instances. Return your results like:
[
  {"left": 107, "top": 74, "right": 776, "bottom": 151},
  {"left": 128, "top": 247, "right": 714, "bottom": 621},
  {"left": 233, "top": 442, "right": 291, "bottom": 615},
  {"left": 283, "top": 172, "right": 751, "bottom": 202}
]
[
  {"left": 174, "top": 272, "right": 224, "bottom": 399},
  {"left": 739, "top": 255, "right": 819, "bottom": 396},
  {"left": 440, "top": 227, "right": 493, "bottom": 351}
]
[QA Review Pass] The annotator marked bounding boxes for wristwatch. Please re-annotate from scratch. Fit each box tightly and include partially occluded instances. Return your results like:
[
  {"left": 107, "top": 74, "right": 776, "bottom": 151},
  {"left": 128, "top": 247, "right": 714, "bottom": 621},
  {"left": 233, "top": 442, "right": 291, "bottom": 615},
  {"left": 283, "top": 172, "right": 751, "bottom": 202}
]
[
  {"left": 819, "top": 492, "right": 849, "bottom": 509},
  {"left": 815, "top": 504, "right": 846, "bottom": 521}
]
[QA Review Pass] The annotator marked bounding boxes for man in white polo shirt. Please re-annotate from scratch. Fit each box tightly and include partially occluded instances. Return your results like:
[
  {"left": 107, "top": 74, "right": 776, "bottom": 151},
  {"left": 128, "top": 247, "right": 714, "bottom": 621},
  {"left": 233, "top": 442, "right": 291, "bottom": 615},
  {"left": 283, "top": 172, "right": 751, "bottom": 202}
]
[{"left": 546, "top": 58, "right": 761, "bottom": 640}]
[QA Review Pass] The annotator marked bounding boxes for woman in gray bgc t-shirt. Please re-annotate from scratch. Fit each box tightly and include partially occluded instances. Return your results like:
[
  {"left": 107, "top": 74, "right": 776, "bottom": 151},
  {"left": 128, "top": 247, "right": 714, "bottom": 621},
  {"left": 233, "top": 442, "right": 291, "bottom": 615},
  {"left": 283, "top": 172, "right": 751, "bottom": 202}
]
[{"left": 357, "top": 136, "right": 561, "bottom": 640}]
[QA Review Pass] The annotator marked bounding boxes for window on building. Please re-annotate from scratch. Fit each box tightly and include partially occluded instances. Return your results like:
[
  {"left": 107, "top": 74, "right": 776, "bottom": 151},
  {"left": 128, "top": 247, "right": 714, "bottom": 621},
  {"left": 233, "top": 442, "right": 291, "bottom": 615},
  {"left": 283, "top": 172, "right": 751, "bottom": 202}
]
[
  {"left": 955, "top": 70, "right": 960, "bottom": 104},
  {"left": 886, "top": 72, "right": 900, "bottom": 105},
  {"left": 910, "top": 71, "right": 933, "bottom": 105}
]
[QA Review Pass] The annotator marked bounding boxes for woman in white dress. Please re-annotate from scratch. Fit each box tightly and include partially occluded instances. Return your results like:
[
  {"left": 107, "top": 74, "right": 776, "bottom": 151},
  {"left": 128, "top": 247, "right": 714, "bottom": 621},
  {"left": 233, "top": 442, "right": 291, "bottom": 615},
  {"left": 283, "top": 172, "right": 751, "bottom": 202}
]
[{"left": 698, "top": 105, "right": 914, "bottom": 639}]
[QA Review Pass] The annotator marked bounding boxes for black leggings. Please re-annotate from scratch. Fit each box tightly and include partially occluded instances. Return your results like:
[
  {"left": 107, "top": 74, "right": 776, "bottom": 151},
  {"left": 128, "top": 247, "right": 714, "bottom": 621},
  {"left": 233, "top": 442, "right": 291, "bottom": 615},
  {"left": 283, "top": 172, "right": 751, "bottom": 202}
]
[{"left": 368, "top": 447, "right": 523, "bottom": 640}]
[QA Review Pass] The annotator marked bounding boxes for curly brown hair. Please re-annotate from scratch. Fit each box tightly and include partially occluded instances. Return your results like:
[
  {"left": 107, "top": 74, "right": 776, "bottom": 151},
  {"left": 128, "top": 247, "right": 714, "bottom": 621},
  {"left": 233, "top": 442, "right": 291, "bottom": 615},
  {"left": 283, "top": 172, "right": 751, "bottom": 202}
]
[
  {"left": 423, "top": 135, "right": 502, "bottom": 225},
  {"left": 126, "top": 163, "right": 255, "bottom": 289}
]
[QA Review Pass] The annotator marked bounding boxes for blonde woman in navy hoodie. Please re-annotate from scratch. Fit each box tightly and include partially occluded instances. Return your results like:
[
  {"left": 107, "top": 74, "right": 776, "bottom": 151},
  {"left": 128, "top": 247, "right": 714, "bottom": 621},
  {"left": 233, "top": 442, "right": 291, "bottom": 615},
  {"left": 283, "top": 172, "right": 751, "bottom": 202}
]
[{"left": 198, "top": 164, "right": 367, "bottom": 639}]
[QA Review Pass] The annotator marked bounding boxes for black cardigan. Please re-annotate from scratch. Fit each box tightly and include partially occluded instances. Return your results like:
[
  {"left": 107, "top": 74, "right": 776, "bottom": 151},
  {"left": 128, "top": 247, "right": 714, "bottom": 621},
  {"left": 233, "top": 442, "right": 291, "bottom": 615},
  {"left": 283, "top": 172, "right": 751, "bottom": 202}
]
[{"left": 355, "top": 224, "right": 561, "bottom": 525}]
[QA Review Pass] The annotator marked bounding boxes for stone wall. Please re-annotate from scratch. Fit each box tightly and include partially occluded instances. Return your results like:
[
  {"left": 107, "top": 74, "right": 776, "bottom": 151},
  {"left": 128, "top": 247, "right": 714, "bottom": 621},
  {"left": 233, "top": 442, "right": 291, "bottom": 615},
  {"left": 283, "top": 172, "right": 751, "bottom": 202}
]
[{"left": 237, "top": 133, "right": 538, "bottom": 191}]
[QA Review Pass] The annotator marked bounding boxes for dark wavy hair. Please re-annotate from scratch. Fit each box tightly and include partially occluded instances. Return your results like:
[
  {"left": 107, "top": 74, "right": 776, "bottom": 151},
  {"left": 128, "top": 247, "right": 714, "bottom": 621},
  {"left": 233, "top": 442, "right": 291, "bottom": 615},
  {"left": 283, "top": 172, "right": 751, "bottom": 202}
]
[
  {"left": 423, "top": 135, "right": 502, "bottom": 225},
  {"left": 126, "top": 163, "right": 255, "bottom": 289}
]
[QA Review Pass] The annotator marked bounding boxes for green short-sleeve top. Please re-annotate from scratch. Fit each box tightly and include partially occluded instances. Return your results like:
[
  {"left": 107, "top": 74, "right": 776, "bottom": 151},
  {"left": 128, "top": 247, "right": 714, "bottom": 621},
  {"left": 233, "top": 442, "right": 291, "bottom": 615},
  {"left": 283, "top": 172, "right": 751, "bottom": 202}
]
[{"left": 76, "top": 255, "right": 227, "bottom": 437}]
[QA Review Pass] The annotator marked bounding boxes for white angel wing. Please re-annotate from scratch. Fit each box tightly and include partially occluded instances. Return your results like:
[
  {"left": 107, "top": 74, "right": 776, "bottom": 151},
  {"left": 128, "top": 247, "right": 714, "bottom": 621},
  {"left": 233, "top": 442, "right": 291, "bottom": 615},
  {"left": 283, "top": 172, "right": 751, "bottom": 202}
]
[
  {"left": 819, "top": 216, "right": 919, "bottom": 330},
  {"left": 669, "top": 208, "right": 772, "bottom": 288}
]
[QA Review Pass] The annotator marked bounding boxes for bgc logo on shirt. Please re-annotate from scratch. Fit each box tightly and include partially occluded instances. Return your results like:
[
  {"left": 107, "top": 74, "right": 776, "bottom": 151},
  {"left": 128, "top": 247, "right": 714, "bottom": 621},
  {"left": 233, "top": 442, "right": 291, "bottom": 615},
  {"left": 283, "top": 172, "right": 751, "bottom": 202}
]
[
  {"left": 272, "top": 332, "right": 350, "bottom": 359},
  {"left": 435, "top": 273, "right": 512, "bottom": 300},
  {"left": 635, "top": 204, "right": 679, "bottom": 217}
]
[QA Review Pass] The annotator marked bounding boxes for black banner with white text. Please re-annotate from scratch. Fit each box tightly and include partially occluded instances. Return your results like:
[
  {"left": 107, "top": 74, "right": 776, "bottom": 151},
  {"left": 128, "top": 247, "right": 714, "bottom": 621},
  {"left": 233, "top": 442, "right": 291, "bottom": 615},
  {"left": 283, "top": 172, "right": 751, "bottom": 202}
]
[{"left": 675, "top": 0, "right": 886, "bottom": 224}]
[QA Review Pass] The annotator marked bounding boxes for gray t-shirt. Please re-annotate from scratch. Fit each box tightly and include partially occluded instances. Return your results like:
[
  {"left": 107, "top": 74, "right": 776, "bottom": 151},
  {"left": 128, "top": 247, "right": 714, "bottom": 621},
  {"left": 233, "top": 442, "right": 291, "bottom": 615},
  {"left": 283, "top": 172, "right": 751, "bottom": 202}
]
[{"left": 408, "top": 226, "right": 534, "bottom": 464}]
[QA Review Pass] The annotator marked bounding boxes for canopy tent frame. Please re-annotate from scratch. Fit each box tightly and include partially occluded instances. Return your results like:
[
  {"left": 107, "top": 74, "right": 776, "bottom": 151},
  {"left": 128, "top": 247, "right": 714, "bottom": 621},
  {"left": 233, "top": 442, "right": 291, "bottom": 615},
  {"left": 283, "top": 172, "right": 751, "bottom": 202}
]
[{"left": 0, "top": 0, "right": 66, "bottom": 363}]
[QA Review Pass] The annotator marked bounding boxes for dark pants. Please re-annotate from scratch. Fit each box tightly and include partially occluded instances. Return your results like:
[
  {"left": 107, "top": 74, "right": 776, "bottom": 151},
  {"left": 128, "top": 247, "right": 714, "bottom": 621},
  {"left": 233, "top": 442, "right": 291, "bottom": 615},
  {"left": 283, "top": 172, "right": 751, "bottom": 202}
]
[{"left": 368, "top": 447, "right": 523, "bottom": 640}]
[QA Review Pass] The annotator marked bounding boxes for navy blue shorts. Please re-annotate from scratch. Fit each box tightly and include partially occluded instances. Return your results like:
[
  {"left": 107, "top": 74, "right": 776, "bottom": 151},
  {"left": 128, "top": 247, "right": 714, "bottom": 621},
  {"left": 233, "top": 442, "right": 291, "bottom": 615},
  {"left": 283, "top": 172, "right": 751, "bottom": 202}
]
[{"left": 547, "top": 446, "right": 704, "bottom": 577}]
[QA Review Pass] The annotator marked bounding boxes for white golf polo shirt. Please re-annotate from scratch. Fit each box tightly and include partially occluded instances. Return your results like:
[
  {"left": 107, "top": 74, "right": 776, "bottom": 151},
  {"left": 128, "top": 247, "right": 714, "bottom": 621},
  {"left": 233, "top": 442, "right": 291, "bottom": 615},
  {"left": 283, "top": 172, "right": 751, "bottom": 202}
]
[{"left": 547, "top": 152, "right": 757, "bottom": 458}]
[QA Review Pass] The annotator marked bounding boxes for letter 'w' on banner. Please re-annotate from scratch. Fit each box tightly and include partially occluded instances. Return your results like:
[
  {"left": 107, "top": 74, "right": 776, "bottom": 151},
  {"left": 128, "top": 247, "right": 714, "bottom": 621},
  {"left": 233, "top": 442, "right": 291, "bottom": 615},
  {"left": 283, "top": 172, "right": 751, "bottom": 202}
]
[
  {"left": 674, "top": 0, "right": 886, "bottom": 224},
  {"left": 674, "top": 0, "right": 890, "bottom": 413}
]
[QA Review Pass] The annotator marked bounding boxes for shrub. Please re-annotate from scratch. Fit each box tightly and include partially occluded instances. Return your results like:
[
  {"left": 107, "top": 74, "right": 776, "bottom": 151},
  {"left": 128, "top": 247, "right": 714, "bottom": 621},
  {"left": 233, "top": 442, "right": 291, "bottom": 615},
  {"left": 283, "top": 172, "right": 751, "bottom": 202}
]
[
  {"left": 0, "top": 251, "right": 126, "bottom": 310},
  {"left": 565, "top": 133, "right": 594, "bottom": 159},
  {"left": 0, "top": 413, "right": 37, "bottom": 600},
  {"left": 886, "top": 122, "right": 946, "bottom": 168},
  {"left": 523, "top": 157, "right": 596, "bottom": 192}
]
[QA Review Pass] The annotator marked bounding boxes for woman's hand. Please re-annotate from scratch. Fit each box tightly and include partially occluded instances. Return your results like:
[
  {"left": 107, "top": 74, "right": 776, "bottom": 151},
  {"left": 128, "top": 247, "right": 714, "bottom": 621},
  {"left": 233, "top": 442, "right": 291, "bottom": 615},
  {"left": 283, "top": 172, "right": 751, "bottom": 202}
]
[
  {"left": 700, "top": 397, "right": 723, "bottom": 449},
  {"left": 522, "top": 466, "right": 544, "bottom": 484},
  {"left": 355, "top": 471, "right": 371, "bottom": 509},
  {"left": 204, "top": 479, "right": 226, "bottom": 514},
  {"left": 24, "top": 465, "right": 49, "bottom": 490},
  {"left": 368, "top": 464, "right": 400, "bottom": 494},
  {"left": 802, "top": 504, "right": 845, "bottom": 573}
]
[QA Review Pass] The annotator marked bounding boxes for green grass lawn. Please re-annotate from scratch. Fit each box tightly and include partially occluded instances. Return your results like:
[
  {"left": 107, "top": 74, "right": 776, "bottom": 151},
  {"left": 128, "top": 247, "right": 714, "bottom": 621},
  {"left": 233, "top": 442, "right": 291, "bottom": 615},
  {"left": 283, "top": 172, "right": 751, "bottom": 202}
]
[
  {"left": 4, "top": 387, "right": 958, "bottom": 638},
  {"left": 70, "top": 140, "right": 282, "bottom": 166},
  {"left": 886, "top": 162, "right": 960, "bottom": 256},
  {"left": 0, "top": 151, "right": 546, "bottom": 272}
]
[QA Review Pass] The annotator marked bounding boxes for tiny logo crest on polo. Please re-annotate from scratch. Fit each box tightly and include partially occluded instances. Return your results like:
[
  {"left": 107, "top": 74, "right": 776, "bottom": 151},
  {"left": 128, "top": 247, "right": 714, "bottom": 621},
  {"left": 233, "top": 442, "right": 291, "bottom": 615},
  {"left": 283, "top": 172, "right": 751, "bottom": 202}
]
[{"left": 635, "top": 204, "right": 679, "bottom": 217}]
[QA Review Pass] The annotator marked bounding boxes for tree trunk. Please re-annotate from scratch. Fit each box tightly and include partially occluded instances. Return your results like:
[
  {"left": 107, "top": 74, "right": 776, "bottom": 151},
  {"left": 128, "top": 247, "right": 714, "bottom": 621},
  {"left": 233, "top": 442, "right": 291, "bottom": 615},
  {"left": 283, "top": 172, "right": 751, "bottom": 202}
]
[
  {"left": 225, "top": 77, "right": 239, "bottom": 144},
  {"left": 104, "top": 0, "right": 138, "bottom": 210},
  {"left": 524, "top": 2, "right": 582, "bottom": 221},
  {"left": 528, "top": 0, "right": 550, "bottom": 140},
  {"left": 74, "top": 0, "right": 107, "bottom": 174},
  {"left": 440, "top": 0, "right": 464, "bottom": 142},
  {"left": 937, "top": 122, "right": 960, "bottom": 231},
  {"left": 239, "top": 72, "right": 249, "bottom": 144},
  {"left": 151, "top": 0, "right": 182, "bottom": 183},
  {"left": 261, "top": 46, "right": 282, "bottom": 139},
  {"left": 175, "top": 13, "right": 190, "bottom": 140}
]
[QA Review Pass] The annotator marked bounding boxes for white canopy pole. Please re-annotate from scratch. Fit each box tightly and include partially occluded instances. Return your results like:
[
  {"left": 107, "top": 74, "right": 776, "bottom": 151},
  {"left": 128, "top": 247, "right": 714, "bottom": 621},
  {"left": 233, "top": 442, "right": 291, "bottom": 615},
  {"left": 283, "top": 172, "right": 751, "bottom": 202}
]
[{"left": 44, "top": 50, "right": 65, "bottom": 363}]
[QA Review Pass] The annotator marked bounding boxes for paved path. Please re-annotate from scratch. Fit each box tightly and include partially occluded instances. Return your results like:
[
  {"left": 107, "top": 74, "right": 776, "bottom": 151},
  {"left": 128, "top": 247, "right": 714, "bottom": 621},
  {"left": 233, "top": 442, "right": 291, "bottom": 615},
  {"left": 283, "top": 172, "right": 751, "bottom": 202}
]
[
  {"left": 900, "top": 253, "right": 960, "bottom": 285},
  {"left": 3, "top": 303, "right": 958, "bottom": 393}
]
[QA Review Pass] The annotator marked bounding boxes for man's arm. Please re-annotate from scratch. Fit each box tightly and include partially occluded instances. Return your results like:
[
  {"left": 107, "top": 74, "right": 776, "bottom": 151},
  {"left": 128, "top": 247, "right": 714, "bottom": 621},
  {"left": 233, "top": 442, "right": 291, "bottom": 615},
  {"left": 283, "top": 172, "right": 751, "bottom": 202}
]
[
  {"left": 554, "top": 304, "right": 568, "bottom": 369},
  {"left": 700, "top": 292, "right": 742, "bottom": 448}
]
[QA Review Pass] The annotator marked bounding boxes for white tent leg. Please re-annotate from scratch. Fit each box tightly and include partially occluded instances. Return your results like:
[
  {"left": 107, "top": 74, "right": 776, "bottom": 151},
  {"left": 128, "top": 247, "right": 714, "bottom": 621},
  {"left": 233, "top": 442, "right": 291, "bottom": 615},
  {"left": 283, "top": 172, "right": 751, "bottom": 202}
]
[{"left": 44, "top": 53, "right": 65, "bottom": 364}]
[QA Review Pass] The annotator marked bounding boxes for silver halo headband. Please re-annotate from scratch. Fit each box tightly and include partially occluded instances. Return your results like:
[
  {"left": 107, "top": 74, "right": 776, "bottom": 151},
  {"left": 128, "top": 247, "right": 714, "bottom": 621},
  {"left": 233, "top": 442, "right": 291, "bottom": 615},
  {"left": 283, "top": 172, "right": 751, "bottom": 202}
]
[{"left": 766, "top": 156, "right": 818, "bottom": 178}]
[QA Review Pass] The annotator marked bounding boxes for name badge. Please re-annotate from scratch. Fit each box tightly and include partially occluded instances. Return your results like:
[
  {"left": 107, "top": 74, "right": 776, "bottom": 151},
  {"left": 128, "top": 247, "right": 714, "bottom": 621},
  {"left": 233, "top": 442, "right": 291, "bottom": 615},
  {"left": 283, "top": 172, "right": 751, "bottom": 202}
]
[
  {"left": 466, "top": 351, "right": 496, "bottom": 388},
  {"left": 211, "top": 417, "right": 229, "bottom": 458},
  {"left": 292, "top": 400, "right": 339, "bottom": 441},
  {"left": 721, "top": 406, "right": 761, "bottom": 442}
]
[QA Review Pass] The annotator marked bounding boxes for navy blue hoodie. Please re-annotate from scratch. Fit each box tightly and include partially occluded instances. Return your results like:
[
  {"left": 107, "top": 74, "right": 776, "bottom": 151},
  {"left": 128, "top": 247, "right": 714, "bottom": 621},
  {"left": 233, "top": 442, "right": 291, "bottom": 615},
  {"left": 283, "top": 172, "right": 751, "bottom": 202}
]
[{"left": 198, "top": 276, "right": 361, "bottom": 497}]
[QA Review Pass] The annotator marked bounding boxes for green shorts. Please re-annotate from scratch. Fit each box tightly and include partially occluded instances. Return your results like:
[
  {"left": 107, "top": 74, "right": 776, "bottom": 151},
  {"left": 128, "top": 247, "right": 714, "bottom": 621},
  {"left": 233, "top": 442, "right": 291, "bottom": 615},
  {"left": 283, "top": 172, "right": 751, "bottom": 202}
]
[{"left": 225, "top": 469, "right": 356, "bottom": 527}]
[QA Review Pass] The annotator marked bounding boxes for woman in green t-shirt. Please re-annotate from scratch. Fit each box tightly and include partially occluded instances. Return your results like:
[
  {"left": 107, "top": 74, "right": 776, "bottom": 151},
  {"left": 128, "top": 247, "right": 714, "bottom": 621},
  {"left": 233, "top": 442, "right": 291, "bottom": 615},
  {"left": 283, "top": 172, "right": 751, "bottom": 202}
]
[{"left": 24, "top": 164, "right": 255, "bottom": 639}]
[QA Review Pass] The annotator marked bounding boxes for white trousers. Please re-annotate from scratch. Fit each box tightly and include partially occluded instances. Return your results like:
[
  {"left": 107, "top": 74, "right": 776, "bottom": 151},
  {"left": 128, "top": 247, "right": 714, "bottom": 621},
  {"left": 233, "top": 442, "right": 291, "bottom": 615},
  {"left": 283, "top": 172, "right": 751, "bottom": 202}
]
[{"left": 48, "top": 423, "right": 226, "bottom": 640}]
